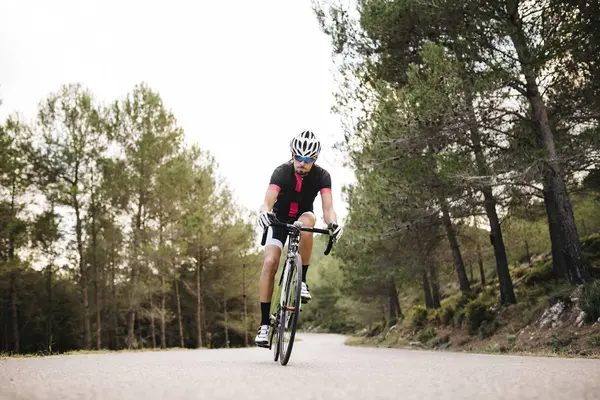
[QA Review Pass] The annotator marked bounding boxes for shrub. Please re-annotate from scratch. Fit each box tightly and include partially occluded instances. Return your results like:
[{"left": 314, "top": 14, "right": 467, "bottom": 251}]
[
  {"left": 408, "top": 305, "right": 428, "bottom": 328},
  {"left": 366, "top": 321, "right": 385, "bottom": 337},
  {"left": 581, "top": 234, "right": 600, "bottom": 257},
  {"left": 417, "top": 326, "right": 436, "bottom": 343},
  {"left": 464, "top": 298, "right": 495, "bottom": 335},
  {"left": 511, "top": 267, "right": 527, "bottom": 279},
  {"left": 478, "top": 319, "right": 497, "bottom": 339},
  {"left": 523, "top": 260, "right": 554, "bottom": 285},
  {"left": 457, "top": 291, "right": 478, "bottom": 308},
  {"left": 580, "top": 280, "right": 600, "bottom": 323},
  {"left": 587, "top": 334, "right": 600, "bottom": 348},
  {"left": 439, "top": 305, "right": 454, "bottom": 326},
  {"left": 453, "top": 308, "right": 466, "bottom": 328}
]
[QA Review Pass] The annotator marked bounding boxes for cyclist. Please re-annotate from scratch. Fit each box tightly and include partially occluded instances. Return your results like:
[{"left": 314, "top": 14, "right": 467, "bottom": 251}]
[{"left": 254, "top": 130, "right": 344, "bottom": 347}]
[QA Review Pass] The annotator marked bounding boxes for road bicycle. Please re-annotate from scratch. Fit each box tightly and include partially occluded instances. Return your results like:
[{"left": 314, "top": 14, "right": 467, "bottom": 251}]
[{"left": 260, "top": 219, "right": 334, "bottom": 366}]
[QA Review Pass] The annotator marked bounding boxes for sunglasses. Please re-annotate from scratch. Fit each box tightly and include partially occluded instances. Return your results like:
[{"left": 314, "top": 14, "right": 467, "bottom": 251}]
[{"left": 294, "top": 155, "right": 316, "bottom": 163}]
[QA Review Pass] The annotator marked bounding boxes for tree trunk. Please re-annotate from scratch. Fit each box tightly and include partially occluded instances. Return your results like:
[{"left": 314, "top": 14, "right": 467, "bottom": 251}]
[
  {"left": 483, "top": 186, "right": 517, "bottom": 304},
  {"left": 380, "top": 302, "right": 387, "bottom": 326},
  {"left": 92, "top": 193, "right": 101, "bottom": 350},
  {"left": 101, "top": 257, "right": 107, "bottom": 350},
  {"left": 10, "top": 274, "right": 19, "bottom": 354},
  {"left": 196, "top": 258, "right": 203, "bottom": 348},
  {"left": 524, "top": 239, "right": 531, "bottom": 266},
  {"left": 150, "top": 297, "right": 156, "bottom": 349},
  {"left": 466, "top": 93, "right": 516, "bottom": 303},
  {"left": 440, "top": 201, "right": 471, "bottom": 292},
  {"left": 422, "top": 269, "right": 434, "bottom": 309},
  {"left": 9, "top": 180, "right": 20, "bottom": 354},
  {"left": 506, "top": 0, "right": 590, "bottom": 284},
  {"left": 223, "top": 295, "right": 229, "bottom": 348},
  {"left": 542, "top": 176, "right": 568, "bottom": 278},
  {"left": 161, "top": 277, "right": 166, "bottom": 349},
  {"left": 477, "top": 243, "right": 486, "bottom": 285},
  {"left": 427, "top": 261, "right": 441, "bottom": 309},
  {"left": 110, "top": 249, "right": 118, "bottom": 350},
  {"left": 128, "top": 194, "right": 144, "bottom": 349},
  {"left": 175, "top": 279, "right": 184, "bottom": 348},
  {"left": 242, "top": 264, "right": 248, "bottom": 347},
  {"left": 47, "top": 264, "right": 53, "bottom": 351},
  {"left": 158, "top": 215, "right": 167, "bottom": 349},
  {"left": 388, "top": 278, "right": 402, "bottom": 321},
  {"left": 74, "top": 197, "right": 91, "bottom": 350},
  {"left": 200, "top": 269, "right": 207, "bottom": 346},
  {"left": 3, "top": 318, "right": 8, "bottom": 353}
]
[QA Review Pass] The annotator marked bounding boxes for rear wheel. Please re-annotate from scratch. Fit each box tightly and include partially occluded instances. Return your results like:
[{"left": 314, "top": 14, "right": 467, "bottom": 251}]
[{"left": 278, "top": 254, "right": 302, "bottom": 366}]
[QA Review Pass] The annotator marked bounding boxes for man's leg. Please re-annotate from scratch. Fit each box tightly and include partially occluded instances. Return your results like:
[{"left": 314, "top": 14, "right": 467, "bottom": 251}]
[
  {"left": 255, "top": 226, "right": 284, "bottom": 347},
  {"left": 298, "top": 212, "right": 316, "bottom": 302},
  {"left": 259, "top": 245, "right": 282, "bottom": 310}
]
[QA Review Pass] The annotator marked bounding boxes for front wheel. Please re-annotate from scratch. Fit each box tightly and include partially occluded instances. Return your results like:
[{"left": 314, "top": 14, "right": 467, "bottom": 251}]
[
  {"left": 278, "top": 254, "right": 302, "bottom": 366},
  {"left": 270, "top": 313, "right": 279, "bottom": 362}
]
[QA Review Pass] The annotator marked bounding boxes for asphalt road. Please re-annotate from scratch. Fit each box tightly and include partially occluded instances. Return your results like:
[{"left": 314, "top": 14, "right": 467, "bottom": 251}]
[{"left": 1, "top": 333, "right": 599, "bottom": 400}]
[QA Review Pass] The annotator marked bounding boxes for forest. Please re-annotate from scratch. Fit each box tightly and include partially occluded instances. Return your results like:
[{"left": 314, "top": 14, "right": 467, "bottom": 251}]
[{"left": 0, "top": 83, "right": 263, "bottom": 354}]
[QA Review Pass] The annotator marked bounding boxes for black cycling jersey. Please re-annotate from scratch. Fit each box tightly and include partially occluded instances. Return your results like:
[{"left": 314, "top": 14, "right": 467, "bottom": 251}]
[{"left": 267, "top": 160, "right": 332, "bottom": 221}]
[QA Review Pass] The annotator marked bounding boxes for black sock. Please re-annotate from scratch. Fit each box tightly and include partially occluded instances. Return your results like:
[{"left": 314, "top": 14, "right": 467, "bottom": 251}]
[
  {"left": 260, "top": 302, "right": 271, "bottom": 326},
  {"left": 302, "top": 264, "right": 309, "bottom": 283}
]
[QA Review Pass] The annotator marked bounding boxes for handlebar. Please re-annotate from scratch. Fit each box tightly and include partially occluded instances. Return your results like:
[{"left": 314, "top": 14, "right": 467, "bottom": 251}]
[{"left": 260, "top": 220, "right": 335, "bottom": 256}]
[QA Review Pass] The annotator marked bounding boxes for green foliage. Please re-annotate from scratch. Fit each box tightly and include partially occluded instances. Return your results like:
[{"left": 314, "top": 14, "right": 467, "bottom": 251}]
[
  {"left": 581, "top": 234, "right": 600, "bottom": 262},
  {"left": 417, "top": 326, "right": 436, "bottom": 343},
  {"left": 438, "top": 305, "right": 455, "bottom": 326},
  {"left": 580, "top": 280, "right": 600, "bottom": 323},
  {"left": 523, "top": 260, "right": 555, "bottom": 286},
  {"left": 407, "top": 305, "right": 428, "bottom": 328},
  {"left": 588, "top": 334, "right": 600, "bottom": 348},
  {"left": 463, "top": 298, "right": 495, "bottom": 335},
  {"left": 549, "top": 332, "right": 576, "bottom": 352}
]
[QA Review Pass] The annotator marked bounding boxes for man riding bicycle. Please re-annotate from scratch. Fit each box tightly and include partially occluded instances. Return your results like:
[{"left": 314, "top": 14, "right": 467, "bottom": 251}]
[{"left": 255, "top": 130, "right": 344, "bottom": 347}]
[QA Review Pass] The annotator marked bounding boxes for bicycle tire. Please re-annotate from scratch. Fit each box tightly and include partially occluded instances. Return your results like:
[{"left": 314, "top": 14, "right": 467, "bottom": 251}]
[
  {"left": 271, "top": 314, "right": 280, "bottom": 362},
  {"left": 278, "top": 253, "right": 302, "bottom": 366}
]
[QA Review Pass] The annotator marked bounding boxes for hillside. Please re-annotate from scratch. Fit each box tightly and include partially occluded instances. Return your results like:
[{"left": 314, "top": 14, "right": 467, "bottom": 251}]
[{"left": 302, "top": 233, "right": 600, "bottom": 357}]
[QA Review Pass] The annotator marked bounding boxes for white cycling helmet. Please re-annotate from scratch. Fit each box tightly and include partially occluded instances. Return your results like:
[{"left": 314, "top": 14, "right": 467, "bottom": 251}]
[{"left": 290, "top": 130, "right": 321, "bottom": 158}]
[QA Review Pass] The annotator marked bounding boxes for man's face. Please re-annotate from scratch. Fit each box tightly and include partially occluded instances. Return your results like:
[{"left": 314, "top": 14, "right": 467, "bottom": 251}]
[{"left": 292, "top": 154, "right": 316, "bottom": 176}]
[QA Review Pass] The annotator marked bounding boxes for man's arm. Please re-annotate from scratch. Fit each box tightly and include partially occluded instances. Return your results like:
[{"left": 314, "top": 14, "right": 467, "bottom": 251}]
[
  {"left": 261, "top": 186, "right": 280, "bottom": 213},
  {"left": 261, "top": 164, "right": 285, "bottom": 214},
  {"left": 320, "top": 189, "right": 337, "bottom": 225}
]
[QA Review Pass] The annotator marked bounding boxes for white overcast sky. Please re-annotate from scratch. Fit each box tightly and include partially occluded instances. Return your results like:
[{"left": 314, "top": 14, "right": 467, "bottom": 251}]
[{"left": 0, "top": 0, "right": 356, "bottom": 228}]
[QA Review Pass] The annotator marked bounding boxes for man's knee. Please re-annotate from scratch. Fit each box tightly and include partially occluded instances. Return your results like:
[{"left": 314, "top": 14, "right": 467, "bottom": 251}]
[
  {"left": 299, "top": 212, "right": 316, "bottom": 228},
  {"left": 263, "top": 247, "right": 281, "bottom": 276}
]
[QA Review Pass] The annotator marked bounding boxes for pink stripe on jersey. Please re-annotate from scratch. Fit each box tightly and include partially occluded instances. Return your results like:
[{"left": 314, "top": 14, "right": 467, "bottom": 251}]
[
  {"left": 289, "top": 202, "right": 299, "bottom": 217},
  {"left": 320, "top": 188, "right": 331, "bottom": 194},
  {"left": 268, "top": 184, "right": 281, "bottom": 192}
]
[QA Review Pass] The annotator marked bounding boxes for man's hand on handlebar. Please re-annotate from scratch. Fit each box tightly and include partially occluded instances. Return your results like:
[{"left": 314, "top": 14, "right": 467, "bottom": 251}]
[
  {"left": 258, "top": 211, "right": 277, "bottom": 230},
  {"left": 327, "top": 222, "right": 344, "bottom": 244}
]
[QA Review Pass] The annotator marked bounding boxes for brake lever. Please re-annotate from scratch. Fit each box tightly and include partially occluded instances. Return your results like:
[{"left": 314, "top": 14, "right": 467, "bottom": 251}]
[{"left": 324, "top": 233, "right": 334, "bottom": 256}]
